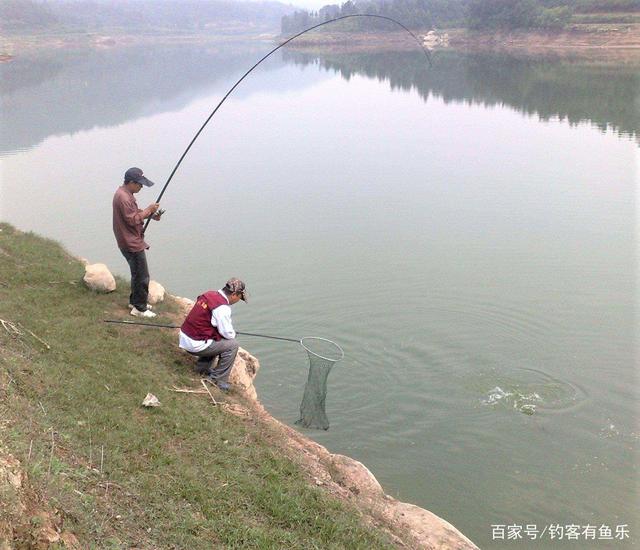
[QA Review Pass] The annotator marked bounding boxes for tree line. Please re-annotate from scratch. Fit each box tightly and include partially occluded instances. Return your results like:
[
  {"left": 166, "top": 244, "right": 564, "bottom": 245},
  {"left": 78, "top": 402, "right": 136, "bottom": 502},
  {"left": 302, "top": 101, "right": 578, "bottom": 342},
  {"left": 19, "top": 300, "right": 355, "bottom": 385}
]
[{"left": 281, "top": 0, "right": 640, "bottom": 33}]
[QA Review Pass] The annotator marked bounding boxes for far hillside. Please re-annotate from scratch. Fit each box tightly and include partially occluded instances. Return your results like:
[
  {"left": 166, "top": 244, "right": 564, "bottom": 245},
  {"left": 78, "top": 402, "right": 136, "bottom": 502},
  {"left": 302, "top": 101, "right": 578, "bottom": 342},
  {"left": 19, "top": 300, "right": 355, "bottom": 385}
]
[
  {"left": 0, "top": 0, "right": 295, "bottom": 35},
  {"left": 281, "top": 0, "right": 640, "bottom": 33}
]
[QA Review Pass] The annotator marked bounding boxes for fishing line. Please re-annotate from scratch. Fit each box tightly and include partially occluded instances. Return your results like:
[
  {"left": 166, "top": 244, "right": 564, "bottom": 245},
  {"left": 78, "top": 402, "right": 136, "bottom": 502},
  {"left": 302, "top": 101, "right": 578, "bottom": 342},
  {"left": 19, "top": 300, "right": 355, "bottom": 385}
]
[{"left": 143, "top": 14, "right": 432, "bottom": 232}]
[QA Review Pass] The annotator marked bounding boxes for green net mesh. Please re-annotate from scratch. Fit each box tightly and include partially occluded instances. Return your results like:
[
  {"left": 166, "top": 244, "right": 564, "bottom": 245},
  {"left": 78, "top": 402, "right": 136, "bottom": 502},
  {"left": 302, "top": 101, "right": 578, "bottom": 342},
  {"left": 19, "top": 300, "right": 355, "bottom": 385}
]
[{"left": 295, "top": 337, "right": 344, "bottom": 430}]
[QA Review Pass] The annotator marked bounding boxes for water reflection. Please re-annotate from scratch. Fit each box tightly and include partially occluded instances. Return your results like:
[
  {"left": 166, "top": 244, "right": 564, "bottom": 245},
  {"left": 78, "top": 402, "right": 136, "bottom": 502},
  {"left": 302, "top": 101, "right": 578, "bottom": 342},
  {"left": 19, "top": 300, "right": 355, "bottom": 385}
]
[
  {"left": 2, "top": 44, "right": 637, "bottom": 158},
  {"left": 0, "top": 42, "right": 295, "bottom": 156},
  {"left": 283, "top": 49, "right": 640, "bottom": 140}
]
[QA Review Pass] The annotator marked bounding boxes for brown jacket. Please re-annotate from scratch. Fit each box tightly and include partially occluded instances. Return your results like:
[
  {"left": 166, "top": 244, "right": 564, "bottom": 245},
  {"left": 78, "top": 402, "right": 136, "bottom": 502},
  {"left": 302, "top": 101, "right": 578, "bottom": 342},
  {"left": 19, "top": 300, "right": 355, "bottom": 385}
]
[{"left": 112, "top": 185, "right": 149, "bottom": 252}]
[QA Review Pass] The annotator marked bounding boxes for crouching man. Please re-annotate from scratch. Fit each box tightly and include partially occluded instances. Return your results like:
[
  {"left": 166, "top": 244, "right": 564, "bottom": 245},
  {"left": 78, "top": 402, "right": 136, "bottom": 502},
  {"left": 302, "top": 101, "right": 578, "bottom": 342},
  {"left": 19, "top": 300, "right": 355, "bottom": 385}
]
[{"left": 178, "top": 278, "right": 247, "bottom": 392}]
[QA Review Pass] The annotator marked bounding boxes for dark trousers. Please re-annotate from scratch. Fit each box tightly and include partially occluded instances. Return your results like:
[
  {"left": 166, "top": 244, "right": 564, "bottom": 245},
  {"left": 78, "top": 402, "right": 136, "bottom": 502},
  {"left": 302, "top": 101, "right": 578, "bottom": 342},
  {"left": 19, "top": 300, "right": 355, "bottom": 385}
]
[
  {"left": 120, "top": 249, "right": 149, "bottom": 311},
  {"left": 189, "top": 338, "right": 239, "bottom": 382}
]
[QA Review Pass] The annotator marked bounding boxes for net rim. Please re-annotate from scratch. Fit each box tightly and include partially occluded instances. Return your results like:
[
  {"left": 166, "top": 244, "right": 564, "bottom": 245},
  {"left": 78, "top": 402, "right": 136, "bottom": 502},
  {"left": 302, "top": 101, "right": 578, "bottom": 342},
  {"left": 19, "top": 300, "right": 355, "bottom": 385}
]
[{"left": 300, "top": 336, "right": 344, "bottom": 363}]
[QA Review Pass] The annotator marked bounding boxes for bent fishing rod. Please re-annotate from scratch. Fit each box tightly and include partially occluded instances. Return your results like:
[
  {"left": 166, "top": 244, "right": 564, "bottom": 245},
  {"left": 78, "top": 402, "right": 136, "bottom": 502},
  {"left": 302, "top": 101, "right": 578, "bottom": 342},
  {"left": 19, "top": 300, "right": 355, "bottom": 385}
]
[
  {"left": 103, "top": 319, "right": 299, "bottom": 343},
  {"left": 144, "top": 14, "right": 432, "bottom": 232}
]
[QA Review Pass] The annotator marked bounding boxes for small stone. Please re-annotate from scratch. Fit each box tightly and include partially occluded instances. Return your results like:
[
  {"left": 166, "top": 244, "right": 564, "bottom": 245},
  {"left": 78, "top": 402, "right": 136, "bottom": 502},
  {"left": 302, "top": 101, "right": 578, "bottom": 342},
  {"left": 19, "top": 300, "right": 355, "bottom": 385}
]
[
  {"left": 39, "top": 526, "right": 60, "bottom": 544},
  {"left": 142, "top": 393, "right": 161, "bottom": 407}
]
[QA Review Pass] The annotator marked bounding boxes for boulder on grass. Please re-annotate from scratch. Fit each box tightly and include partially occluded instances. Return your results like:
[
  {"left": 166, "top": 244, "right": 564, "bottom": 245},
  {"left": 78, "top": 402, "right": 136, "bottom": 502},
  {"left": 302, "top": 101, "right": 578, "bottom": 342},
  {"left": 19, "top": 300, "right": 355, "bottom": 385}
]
[
  {"left": 173, "top": 296, "right": 195, "bottom": 315},
  {"left": 83, "top": 263, "right": 115, "bottom": 293},
  {"left": 148, "top": 280, "right": 165, "bottom": 304}
]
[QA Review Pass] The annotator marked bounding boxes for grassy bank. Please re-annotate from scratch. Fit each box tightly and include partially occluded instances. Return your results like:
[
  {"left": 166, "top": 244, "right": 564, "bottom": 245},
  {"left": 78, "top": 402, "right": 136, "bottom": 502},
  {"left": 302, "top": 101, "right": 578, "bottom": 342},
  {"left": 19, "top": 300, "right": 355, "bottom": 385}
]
[{"left": 0, "top": 223, "right": 395, "bottom": 549}]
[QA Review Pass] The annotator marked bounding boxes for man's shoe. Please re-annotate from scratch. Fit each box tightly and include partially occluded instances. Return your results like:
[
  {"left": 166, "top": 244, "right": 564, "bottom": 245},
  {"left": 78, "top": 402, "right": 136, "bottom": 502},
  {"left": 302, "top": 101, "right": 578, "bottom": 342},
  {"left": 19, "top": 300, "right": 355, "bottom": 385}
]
[
  {"left": 195, "top": 364, "right": 212, "bottom": 375},
  {"left": 130, "top": 307, "right": 157, "bottom": 318},
  {"left": 216, "top": 381, "right": 231, "bottom": 392},
  {"left": 128, "top": 303, "right": 153, "bottom": 310},
  {"left": 207, "top": 376, "right": 230, "bottom": 392}
]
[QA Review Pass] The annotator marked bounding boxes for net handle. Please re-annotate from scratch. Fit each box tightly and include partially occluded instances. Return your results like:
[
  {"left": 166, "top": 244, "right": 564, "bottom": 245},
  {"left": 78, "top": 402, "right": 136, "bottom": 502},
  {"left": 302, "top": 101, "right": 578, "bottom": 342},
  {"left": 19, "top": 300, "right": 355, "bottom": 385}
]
[{"left": 300, "top": 337, "right": 344, "bottom": 363}]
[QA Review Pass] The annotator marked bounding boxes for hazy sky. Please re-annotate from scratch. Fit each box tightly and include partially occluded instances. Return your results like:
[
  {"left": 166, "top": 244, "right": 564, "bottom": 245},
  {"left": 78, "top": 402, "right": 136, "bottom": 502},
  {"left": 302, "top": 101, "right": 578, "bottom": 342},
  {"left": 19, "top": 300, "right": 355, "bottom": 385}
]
[
  {"left": 289, "top": 0, "right": 329, "bottom": 8},
  {"left": 282, "top": 0, "right": 331, "bottom": 10}
]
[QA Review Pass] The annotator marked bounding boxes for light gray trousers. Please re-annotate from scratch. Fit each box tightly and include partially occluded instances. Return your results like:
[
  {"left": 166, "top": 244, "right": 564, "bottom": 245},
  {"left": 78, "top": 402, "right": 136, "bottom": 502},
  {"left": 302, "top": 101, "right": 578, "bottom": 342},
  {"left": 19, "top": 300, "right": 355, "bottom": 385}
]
[{"left": 190, "top": 338, "right": 239, "bottom": 382}]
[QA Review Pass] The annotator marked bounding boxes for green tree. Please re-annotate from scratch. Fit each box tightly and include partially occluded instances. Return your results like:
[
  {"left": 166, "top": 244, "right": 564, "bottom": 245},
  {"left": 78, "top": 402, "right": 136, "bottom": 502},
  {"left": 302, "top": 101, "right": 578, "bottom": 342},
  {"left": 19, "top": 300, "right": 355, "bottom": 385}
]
[
  {"left": 467, "top": 0, "right": 542, "bottom": 29},
  {"left": 536, "top": 6, "right": 572, "bottom": 27}
]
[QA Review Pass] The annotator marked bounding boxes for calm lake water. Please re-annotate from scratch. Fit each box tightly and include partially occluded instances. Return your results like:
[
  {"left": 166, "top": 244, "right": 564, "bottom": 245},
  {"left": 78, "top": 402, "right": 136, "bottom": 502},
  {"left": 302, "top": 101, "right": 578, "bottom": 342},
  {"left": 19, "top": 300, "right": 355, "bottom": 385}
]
[{"left": 1, "top": 42, "right": 638, "bottom": 548}]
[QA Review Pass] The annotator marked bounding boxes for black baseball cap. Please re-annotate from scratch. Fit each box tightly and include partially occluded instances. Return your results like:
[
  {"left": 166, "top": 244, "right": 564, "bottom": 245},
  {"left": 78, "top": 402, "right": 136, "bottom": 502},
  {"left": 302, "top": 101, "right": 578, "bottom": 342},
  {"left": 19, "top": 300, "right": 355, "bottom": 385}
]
[{"left": 124, "top": 167, "right": 155, "bottom": 187}]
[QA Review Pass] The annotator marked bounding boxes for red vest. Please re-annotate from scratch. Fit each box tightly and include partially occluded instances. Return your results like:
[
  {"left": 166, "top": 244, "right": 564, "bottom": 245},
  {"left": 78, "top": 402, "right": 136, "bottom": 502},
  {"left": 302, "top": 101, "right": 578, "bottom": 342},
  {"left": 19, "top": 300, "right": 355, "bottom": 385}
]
[{"left": 180, "top": 291, "right": 228, "bottom": 341}]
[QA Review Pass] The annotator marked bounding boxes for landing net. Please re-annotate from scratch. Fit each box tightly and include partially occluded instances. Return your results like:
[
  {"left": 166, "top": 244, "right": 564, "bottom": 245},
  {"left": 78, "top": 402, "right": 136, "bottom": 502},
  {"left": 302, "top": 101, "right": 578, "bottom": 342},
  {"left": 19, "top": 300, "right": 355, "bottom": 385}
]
[{"left": 295, "top": 337, "right": 344, "bottom": 430}]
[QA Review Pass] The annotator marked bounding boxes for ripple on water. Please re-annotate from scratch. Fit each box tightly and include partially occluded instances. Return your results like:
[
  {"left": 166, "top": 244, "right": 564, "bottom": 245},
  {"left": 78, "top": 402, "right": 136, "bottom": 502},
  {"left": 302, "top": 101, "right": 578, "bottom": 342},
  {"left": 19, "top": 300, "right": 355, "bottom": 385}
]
[{"left": 473, "top": 367, "right": 586, "bottom": 416}]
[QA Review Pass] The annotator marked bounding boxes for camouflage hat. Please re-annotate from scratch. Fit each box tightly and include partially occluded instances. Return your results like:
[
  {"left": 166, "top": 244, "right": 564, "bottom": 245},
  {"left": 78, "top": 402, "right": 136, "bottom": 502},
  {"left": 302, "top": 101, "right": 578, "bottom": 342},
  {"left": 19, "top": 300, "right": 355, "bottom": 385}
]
[{"left": 224, "top": 278, "right": 247, "bottom": 302}]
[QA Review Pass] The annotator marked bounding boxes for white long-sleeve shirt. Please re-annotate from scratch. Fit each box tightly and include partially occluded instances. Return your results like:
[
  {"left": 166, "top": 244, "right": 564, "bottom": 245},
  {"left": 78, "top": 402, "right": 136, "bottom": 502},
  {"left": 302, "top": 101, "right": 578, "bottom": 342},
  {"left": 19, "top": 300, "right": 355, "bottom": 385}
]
[{"left": 179, "top": 289, "right": 236, "bottom": 352}]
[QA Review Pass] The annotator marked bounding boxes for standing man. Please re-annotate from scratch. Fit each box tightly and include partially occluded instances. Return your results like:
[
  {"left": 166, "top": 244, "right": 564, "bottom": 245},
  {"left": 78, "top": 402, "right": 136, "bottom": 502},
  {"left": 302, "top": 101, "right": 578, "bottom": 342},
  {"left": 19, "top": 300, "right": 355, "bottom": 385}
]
[
  {"left": 179, "top": 278, "right": 248, "bottom": 392},
  {"left": 112, "top": 167, "right": 162, "bottom": 318}
]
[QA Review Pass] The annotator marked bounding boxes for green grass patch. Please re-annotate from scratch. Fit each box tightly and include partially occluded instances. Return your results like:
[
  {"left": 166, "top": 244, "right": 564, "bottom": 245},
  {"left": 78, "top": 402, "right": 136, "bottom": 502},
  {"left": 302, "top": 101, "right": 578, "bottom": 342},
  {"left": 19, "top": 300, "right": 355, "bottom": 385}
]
[{"left": 0, "top": 223, "right": 394, "bottom": 549}]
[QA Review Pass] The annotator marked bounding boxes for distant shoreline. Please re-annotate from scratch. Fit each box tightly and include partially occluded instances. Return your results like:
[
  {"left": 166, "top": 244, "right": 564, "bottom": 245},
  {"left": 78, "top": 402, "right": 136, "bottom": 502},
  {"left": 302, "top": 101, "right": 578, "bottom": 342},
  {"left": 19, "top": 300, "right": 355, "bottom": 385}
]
[
  {"left": 2, "top": 24, "right": 639, "bottom": 63},
  {"left": 285, "top": 25, "right": 640, "bottom": 62},
  {"left": 0, "top": 31, "right": 276, "bottom": 60}
]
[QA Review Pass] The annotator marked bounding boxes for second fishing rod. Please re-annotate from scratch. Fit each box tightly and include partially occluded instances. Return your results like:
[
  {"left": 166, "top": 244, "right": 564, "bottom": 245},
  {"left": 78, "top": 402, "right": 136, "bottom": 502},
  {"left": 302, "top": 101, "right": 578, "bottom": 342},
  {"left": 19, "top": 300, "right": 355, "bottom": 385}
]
[
  {"left": 104, "top": 319, "right": 300, "bottom": 342},
  {"left": 104, "top": 319, "right": 344, "bottom": 363}
]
